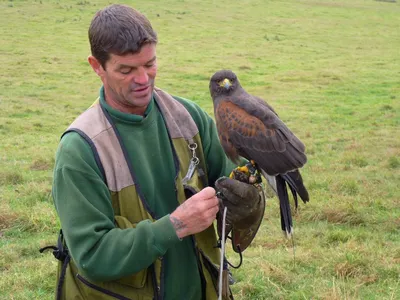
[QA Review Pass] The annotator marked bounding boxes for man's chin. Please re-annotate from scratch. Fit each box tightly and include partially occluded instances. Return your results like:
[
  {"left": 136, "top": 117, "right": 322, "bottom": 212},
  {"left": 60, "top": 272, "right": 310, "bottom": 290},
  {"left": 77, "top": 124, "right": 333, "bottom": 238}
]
[{"left": 127, "top": 94, "right": 152, "bottom": 109}]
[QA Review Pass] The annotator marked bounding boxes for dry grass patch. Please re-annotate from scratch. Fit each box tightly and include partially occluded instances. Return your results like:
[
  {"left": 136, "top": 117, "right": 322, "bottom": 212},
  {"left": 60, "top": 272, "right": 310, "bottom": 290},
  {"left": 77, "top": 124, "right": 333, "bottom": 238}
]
[
  {"left": 0, "top": 207, "right": 19, "bottom": 233},
  {"left": 258, "top": 260, "right": 292, "bottom": 285},
  {"left": 300, "top": 205, "right": 366, "bottom": 225},
  {"left": 0, "top": 171, "right": 24, "bottom": 186},
  {"left": 30, "top": 158, "right": 52, "bottom": 171},
  {"left": 16, "top": 209, "right": 58, "bottom": 234},
  {"left": 261, "top": 241, "right": 282, "bottom": 250},
  {"left": 321, "top": 281, "right": 361, "bottom": 300},
  {"left": 335, "top": 260, "right": 368, "bottom": 279},
  {"left": 2, "top": 203, "right": 58, "bottom": 235},
  {"left": 322, "top": 207, "right": 365, "bottom": 225}
]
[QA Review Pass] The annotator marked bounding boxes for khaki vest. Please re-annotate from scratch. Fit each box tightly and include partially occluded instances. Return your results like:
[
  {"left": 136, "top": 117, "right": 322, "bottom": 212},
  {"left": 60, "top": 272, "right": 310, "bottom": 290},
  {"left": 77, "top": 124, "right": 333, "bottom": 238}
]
[{"left": 54, "top": 88, "right": 230, "bottom": 300}]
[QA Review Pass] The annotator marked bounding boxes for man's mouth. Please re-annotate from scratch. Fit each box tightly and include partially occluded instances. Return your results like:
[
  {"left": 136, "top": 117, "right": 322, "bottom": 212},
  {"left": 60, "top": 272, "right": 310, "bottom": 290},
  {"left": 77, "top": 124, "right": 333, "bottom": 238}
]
[
  {"left": 134, "top": 86, "right": 149, "bottom": 92},
  {"left": 132, "top": 85, "right": 150, "bottom": 96}
]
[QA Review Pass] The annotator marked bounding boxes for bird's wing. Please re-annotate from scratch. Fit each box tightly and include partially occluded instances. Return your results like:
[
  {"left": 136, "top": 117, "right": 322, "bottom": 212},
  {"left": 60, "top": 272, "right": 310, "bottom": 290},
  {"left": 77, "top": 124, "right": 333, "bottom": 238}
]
[{"left": 215, "top": 98, "right": 306, "bottom": 175}]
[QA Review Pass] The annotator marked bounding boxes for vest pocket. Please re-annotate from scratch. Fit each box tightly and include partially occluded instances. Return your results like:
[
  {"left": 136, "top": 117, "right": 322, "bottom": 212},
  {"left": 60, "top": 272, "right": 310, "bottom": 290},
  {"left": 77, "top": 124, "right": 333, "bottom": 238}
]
[
  {"left": 77, "top": 274, "right": 131, "bottom": 300},
  {"left": 116, "top": 269, "right": 147, "bottom": 289},
  {"left": 183, "top": 184, "right": 200, "bottom": 199},
  {"left": 76, "top": 273, "right": 154, "bottom": 300}
]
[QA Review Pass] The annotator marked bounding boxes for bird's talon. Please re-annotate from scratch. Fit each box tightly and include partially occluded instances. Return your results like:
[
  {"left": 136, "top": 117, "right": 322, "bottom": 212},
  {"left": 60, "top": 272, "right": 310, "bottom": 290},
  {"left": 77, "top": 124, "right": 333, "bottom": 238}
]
[{"left": 230, "top": 165, "right": 250, "bottom": 179}]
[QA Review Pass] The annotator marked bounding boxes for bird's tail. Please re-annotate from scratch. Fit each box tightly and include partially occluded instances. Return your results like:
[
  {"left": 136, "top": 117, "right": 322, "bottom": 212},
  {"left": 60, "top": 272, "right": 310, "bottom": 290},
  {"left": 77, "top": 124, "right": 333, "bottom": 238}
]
[
  {"left": 261, "top": 170, "right": 309, "bottom": 237},
  {"left": 276, "top": 175, "right": 293, "bottom": 237},
  {"left": 282, "top": 170, "right": 309, "bottom": 206}
]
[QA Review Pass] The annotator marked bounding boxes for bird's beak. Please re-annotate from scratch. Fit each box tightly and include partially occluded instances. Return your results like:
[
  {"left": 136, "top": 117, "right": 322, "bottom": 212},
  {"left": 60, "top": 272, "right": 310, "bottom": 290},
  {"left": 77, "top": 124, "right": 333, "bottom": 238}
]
[{"left": 219, "top": 78, "right": 232, "bottom": 89}]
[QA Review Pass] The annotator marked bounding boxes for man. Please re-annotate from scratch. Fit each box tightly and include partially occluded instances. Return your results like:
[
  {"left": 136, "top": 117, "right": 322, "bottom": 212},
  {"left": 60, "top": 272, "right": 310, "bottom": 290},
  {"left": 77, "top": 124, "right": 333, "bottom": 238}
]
[{"left": 48, "top": 4, "right": 263, "bottom": 300}]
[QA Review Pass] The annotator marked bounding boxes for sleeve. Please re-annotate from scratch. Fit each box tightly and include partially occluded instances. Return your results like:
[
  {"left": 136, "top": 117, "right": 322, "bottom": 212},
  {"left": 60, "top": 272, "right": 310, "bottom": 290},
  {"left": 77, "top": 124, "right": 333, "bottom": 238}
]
[{"left": 52, "top": 132, "right": 181, "bottom": 282}]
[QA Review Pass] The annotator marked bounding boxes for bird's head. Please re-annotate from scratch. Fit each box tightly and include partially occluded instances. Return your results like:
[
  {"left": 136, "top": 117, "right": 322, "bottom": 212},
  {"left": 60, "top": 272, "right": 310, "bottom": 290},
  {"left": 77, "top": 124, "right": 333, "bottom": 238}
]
[{"left": 209, "top": 69, "right": 239, "bottom": 100}]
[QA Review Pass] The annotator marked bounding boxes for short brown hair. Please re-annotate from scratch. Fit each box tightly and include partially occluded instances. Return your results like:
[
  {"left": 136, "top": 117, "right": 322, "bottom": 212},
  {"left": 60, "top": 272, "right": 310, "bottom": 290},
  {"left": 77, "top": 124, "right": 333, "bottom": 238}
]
[{"left": 89, "top": 4, "right": 157, "bottom": 68}]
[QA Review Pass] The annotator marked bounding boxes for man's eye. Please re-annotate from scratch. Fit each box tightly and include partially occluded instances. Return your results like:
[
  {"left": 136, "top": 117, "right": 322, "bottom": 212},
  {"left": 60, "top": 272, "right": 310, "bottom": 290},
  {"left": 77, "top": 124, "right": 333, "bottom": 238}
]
[
  {"left": 120, "top": 68, "right": 131, "bottom": 74},
  {"left": 145, "top": 64, "right": 155, "bottom": 68}
]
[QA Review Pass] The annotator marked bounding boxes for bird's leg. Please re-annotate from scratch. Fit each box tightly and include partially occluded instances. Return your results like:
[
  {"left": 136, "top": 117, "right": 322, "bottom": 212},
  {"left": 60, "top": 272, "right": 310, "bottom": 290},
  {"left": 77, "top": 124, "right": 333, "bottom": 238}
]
[
  {"left": 247, "top": 160, "right": 262, "bottom": 185},
  {"left": 229, "top": 166, "right": 250, "bottom": 182},
  {"left": 229, "top": 160, "right": 262, "bottom": 184},
  {"left": 229, "top": 166, "right": 249, "bottom": 179}
]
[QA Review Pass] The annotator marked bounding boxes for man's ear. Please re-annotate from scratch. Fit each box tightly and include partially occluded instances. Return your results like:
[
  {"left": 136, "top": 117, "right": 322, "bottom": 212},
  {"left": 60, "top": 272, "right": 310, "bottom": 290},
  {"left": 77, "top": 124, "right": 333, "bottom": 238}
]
[{"left": 88, "top": 55, "right": 104, "bottom": 76}]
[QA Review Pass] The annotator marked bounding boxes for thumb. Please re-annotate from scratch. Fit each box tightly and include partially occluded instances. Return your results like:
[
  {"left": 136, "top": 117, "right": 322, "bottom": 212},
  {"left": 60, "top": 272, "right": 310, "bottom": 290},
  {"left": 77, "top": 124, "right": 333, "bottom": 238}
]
[{"left": 194, "top": 187, "right": 216, "bottom": 200}]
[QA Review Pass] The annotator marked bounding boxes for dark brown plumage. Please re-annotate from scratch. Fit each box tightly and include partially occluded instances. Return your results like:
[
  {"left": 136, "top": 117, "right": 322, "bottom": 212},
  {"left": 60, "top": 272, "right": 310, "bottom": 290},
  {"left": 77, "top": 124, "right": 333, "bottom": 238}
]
[{"left": 210, "top": 69, "right": 309, "bottom": 236}]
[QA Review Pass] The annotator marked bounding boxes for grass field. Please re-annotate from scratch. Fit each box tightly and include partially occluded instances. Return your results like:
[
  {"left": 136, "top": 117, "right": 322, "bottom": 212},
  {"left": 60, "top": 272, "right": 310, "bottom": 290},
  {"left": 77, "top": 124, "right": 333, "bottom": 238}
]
[{"left": 1, "top": 0, "right": 399, "bottom": 299}]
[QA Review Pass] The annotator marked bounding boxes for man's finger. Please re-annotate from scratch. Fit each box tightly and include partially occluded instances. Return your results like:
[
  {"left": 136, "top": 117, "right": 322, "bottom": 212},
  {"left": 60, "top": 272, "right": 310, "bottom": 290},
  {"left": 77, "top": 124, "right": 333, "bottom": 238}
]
[{"left": 198, "top": 186, "right": 217, "bottom": 200}]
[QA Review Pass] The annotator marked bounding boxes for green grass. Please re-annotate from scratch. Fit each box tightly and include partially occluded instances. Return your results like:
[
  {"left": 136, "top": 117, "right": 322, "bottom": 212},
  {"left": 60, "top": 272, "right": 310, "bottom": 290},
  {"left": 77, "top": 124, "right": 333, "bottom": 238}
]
[{"left": 1, "top": 0, "right": 399, "bottom": 299}]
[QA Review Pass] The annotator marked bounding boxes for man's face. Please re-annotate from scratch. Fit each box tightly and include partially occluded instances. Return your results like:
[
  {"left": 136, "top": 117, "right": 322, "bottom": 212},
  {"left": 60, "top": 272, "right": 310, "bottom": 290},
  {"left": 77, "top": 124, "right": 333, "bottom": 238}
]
[{"left": 89, "top": 43, "right": 157, "bottom": 115}]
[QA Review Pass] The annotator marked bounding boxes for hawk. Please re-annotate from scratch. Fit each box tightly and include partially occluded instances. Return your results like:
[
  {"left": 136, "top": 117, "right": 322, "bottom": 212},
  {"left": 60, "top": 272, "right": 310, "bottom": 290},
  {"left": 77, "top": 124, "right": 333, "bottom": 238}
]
[{"left": 210, "top": 69, "right": 309, "bottom": 237}]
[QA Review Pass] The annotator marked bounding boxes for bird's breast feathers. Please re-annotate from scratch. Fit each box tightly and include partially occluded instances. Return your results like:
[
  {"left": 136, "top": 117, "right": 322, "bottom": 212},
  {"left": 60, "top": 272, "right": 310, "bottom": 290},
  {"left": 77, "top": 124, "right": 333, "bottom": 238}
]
[{"left": 216, "top": 101, "right": 273, "bottom": 139}]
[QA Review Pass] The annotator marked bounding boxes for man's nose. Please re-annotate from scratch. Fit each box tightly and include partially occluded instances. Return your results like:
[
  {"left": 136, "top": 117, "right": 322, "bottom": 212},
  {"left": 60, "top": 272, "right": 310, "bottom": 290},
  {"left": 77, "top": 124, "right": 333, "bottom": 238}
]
[{"left": 134, "top": 67, "right": 149, "bottom": 85}]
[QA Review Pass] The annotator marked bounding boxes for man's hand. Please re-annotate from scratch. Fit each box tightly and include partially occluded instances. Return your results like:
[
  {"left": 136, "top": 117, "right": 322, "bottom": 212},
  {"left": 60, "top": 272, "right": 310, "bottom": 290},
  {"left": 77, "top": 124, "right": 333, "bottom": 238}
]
[{"left": 170, "top": 187, "right": 219, "bottom": 239}]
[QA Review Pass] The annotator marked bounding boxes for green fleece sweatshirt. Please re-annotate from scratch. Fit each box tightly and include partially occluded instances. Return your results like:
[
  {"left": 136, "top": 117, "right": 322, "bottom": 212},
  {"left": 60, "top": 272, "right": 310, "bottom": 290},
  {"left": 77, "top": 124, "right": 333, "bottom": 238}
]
[{"left": 52, "top": 87, "right": 236, "bottom": 299}]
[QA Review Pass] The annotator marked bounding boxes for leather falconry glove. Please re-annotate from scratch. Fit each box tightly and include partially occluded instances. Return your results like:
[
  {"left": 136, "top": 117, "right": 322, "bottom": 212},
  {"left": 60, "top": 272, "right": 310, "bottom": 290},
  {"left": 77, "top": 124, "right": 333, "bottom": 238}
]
[{"left": 215, "top": 171, "right": 265, "bottom": 253}]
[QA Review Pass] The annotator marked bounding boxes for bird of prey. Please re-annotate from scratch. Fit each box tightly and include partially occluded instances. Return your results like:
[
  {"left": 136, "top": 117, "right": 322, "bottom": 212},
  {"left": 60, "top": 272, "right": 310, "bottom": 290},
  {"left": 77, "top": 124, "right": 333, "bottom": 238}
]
[{"left": 210, "top": 69, "right": 309, "bottom": 237}]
